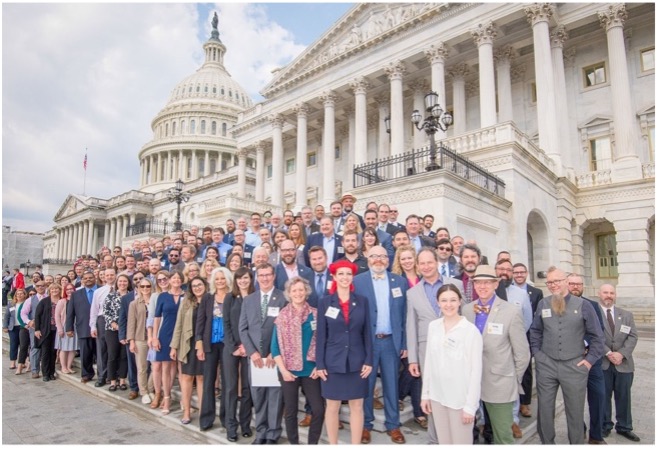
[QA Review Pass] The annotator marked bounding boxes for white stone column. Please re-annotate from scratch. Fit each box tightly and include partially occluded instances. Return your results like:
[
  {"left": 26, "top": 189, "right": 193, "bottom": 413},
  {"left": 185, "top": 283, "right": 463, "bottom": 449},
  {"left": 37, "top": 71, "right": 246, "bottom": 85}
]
[
  {"left": 67, "top": 226, "right": 73, "bottom": 260},
  {"left": 550, "top": 26, "right": 572, "bottom": 168},
  {"left": 411, "top": 79, "right": 428, "bottom": 149},
  {"left": 321, "top": 91, "right": 337, "bottom": 205},
  {"left": 344, "top": 106, "right": 356, "bottom": 173},
  {"left": 54, "top": 229, "right": 61, "bottom": 259},
  {"left": 87, "top": 219, "right": 94, "bottom": 255},
  {"left": 103, "top": 221, "right": 110, "bottom": 248},
  {"left": 425, "top": 43, "right": 449, "bottom": 138},
  {"left": 115, "top": 216, "right": 123, "bottom": 248},
  {"left": 178, "top": 150, "right": 184, "bottom": 180},
  {"left": 156, "top": 153, "right": 162, "bottom": 182},
  {"left": 385, "top": 60, "right": 407, "bottom": 156},
  {"left": 92, "top": 224, "right": 99, "bottom": 255},
  {"left": 216, "top": 152, "right": 223, "bottom": 173},
  {"left": 237, "top": 147, "right": 247, "bottom": 198},
  {"left": 598, "top": 4, "right": 642, "bottom": 180},
  {"left": 471, "top": 21, "right": 498, "bottom": 128},
  {"left": 494, "top": 46, "right": 515, "bottom": 123},
  {"left": 525, "top": 4, "right": 561, "bottom": 165},
  {"left": 109, "top": 218, "right": 116, "bottom": 250},
  {"left": 350, "top": 77, "right": 370, "bottom": 166},
  {"left": 375, "top": 93, "right": 390, "bottom": 159},
  {"left": 294, "top": 103, "right": 309, "bottom": 210},
  {"left": 192, "top": 150, "right": 199, "bottom": 179},
  {"left": 80, "top": 221, "right": 88, "bottom": 256},
  {"left": 122, "top": 215, "right": 129, "bottom": 243},
  {"left": 128, "top": 213, "right": 136, "bottom": 240},
  {"left": 270, "top": 115, "right": 285, "bottom": 208},
  {"left": 61, "top": 227, "right": 68, "bottom": 259},
  {"left": 139, "top": 161, "right": 144, "bottom": 187},
  {"left": 255, "top": 142, "right": 265, "bottom": 202},
  {"left": 449, "top": 64, "right": 469, "bottom": 134},
  {"left": 204, "top": 150, "right": 210, "bottom": 177},
  {"left": 70, "top": 223, "right": 78, "bottom": 258}
]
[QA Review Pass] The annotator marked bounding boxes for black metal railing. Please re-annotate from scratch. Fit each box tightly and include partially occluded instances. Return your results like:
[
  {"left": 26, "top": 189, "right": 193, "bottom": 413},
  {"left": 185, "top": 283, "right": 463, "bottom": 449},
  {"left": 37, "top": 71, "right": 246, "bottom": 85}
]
[
  {"left": 42, "top": 259, "right": 73, "bottom": 265},
  {"left": 353, "top": 144, "right": 506, "bottom": 197},
  {"left": 127, "top": 218, "right": 196, "bottom": 237}
]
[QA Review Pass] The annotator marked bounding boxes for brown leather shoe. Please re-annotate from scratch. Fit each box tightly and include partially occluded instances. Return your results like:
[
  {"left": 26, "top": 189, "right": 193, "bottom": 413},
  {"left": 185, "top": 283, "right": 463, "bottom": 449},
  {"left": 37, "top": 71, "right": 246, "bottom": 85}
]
[
  {"left": 387, "top": 428, "right": 406, "bottom": 444},
  {"left": 299, "top": 414, "right": 312, "bottom": 427},
  {"left": 588, "top": 438, "right": 608, "bottom": 444},
  {"left": 150, "top": 391, "right": 162, "bottom": 409},
  {"left": 519, "top": 404, "right": 532, "bottom": 417},
  {"left": 512, "top": 423, "right": 523, "bottom": 439},
  {"left": 31, "top": 373, "right": 40, "bottom": 379},
  {"left": 361, "top": 428, "right": 371, "bottom": 444},
  {"left": 128, "top": 391, "right": 139, "bottom": 400},
  {"left": 373, "top": 397, "right": 384, "bottom": 410}
]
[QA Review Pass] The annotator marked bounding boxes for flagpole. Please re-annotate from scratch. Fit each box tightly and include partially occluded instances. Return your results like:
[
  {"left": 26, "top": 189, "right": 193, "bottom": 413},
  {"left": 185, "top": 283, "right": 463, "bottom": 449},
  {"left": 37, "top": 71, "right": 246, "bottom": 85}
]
[{"left": 83, "top": 148, "right": 88, "bottom": 196}]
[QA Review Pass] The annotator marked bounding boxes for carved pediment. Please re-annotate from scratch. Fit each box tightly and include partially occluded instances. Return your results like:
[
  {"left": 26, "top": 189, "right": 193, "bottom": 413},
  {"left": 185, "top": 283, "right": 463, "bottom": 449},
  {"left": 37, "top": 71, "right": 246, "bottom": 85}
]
[
  {"left": 53, "top": 194, "right": 90, "bottom": 221},
  {"left": 261, "top": 3, "right": 453, "bottom": 98},
  {"left": 578, "top": 115, "right": 613, "bottom": 129}
]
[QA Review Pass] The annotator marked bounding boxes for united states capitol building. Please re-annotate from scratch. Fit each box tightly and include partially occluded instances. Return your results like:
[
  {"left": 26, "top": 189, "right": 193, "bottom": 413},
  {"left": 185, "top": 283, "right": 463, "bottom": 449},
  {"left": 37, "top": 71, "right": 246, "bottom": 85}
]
[{"left": 43, "top": 3, "right": 654, "bottom": 315}]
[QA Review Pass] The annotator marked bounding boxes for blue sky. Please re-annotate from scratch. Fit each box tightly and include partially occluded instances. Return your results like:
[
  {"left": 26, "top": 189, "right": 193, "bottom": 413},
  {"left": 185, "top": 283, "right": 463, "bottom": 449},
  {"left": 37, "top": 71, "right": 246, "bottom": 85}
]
[{"left": 2, "top": 3, "right": 355, "bottom": 234}]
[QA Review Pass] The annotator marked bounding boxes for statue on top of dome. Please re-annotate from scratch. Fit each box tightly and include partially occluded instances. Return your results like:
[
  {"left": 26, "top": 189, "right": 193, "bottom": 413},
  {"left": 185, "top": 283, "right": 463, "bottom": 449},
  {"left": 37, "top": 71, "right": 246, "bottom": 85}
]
[{"left": 212, "top": 12, "right": 218, "bottom": 31}]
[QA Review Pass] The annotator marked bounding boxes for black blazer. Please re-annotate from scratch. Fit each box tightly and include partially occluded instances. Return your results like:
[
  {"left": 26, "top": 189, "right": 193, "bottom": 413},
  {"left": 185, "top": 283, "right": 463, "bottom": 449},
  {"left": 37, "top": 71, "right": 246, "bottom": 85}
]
[
  {"left": 34, "top": 296, "right": 54, "bottom": 348},
  {"left": 304, "top": 233, "right": 344, "bottom": 266},
  {"left": 316, "top": 292, "right": 373, "bottom": 374},
  {"left": 195, "top": 292, "right": 217, "bottom": 353},
  {"left": 66, "top": 288, "right": 93, "bottom": 338},
  {"left": 527, "top": 284, "right": 543, "bottom": 316},
  {"left": 118, "top": 291, "right": 135, "bottom": 341},
  {"left": 222, "top": 292, "right": 245, "bottom": 353}
]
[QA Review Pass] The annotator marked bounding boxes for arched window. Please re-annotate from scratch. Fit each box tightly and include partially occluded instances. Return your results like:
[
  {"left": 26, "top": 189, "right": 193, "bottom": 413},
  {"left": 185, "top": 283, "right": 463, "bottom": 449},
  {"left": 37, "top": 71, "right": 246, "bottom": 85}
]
[
  {"left": 196, "top": 85, "right": 200, "bottom": 93},
  {"left": 212, "top": 86, "right": 217, "bottom": 94},
  {"left": 165, "top": 123, "right": 169, "bottom": 136},
  {"left": 198, "top": 157, "right": 205, "bottom": 175},
  {"left": 210, "top": 158, "right": 217, "bottom": 173},
  {"left": 180, "top": 120, "right": 186, "bottom": 134},
  {"left": 190, "top": 120, "right": 196, "bottom": 134},
  {"left": 201, "top": 120, "right": 206, "bottom": 134},
  {"left": 221, "top": 88, "right": 225, "bottom": 95},
  {"left": 222, "top": 123, "right": 227, "bottom": 137},
  {"left": 211, "top": 121, "right": 217, "bottom": 135},
  {"left": 229, "top": 89, "right": 232, "bottom": 98},
  {"left": 204, "top": 85, "right": 208, "bottom": 93},
  {"left": 172, "top": 121, "right": 176, "bottom": 136},
  {"left": 188, "top": 86, "right": 192, "bottom": 93}
]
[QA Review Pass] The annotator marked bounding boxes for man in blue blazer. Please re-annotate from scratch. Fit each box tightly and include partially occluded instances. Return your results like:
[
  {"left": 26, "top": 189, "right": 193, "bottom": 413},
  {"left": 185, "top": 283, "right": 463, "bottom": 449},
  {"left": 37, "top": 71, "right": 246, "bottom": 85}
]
[
  {"left": 274, "top": 240, "right": 317, "bottom": 306},
  {"left": 362, "top": 210, "right": 395, "bottom": 265},
  {"left": 353, "top": 245, "right": 408, "bottom": 444},
  {"left": 304, "top": 216, "right": 344, "bottom": 266}
]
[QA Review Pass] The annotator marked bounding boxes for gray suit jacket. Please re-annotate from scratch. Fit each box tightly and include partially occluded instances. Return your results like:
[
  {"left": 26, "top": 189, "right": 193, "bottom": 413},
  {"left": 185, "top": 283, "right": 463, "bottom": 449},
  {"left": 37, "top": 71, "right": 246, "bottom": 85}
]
[
  {"left": 238, "top": 288, "right": 287, "bottom": 358},
  {"left": 598, "top": 306, "right": 638, "bottom": 373},
  {"left": 462, "top": 297, "right": 530, "bottom": 404}
]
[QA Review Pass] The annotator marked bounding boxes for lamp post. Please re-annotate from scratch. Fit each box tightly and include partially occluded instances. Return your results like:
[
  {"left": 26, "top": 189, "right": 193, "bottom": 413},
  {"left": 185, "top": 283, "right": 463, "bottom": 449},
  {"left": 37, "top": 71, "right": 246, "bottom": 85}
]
[
  {"left": 411, "top": 91, "right": 453, "bottom": 171},
  {"left": 166, "top": 179, "right": 190, "bottom": 232},
  {"left": 25, "top": 260, "right": 31, "bottom": 277}
]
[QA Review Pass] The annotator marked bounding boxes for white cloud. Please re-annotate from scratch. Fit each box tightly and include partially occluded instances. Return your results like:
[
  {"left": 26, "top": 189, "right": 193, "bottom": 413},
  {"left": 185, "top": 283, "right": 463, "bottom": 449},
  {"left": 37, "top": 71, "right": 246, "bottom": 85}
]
[{"left": 2, "top": 3, "right": 308, "bottom": 235}]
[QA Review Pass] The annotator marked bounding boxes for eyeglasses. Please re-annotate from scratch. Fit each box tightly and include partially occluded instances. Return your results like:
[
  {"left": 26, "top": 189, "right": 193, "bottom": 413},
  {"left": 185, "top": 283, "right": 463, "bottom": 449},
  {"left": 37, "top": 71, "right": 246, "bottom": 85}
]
[
  {"left": 436, "top": 246, "right": 452, "bottom": 251},
  {"left": 157, "top": 278, "right": 169, "bottom": 283},
  {"left": 512, "top": 271, "right": 527, "bottom": 275},
  {"left": 545, "top": 279, "right": 565, "bottom": 286},
  {"left": 138, "top": 285, "right": 152, "bottom": 289},
  {"left": 169, "top": 254, "right": 179, "bottom": 258},
  {"left": 368, "top": 255, "right": 388, "bottom": 260},
  {"left": 35, "top": 284, "right": 45, "bottom": 288},
  {"left": 113, "top": 249, "right": 121, "bottom": 253},
  {"left": 568, "top": 282, "right": 583, "bottom": 286}
]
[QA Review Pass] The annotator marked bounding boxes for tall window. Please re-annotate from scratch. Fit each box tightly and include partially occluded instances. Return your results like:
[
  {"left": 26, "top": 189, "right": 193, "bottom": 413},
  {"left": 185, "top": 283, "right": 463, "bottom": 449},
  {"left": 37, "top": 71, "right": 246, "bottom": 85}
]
[
  {"left": 596, "top": 233, "right": 618, "bottom": 278},
  {"left": 165, "top": 123, "right": 169, "bottom": 136},
  {"left": 210, "top": 158, "right": 217, "bottom": 173},
  {"left": 190, "top": 120, "right": 196, "bottom": 134},
  {"left": 186, "top": 156, "right": 192, "bottom": 179},
  {"left": 198, "top": 158, "right": 204, "bottom": 175},
  {"left": 286, "top": 158, "right": 295, "bottom": 174},
  {"left": 267, "top": 164, "right": 273, "bottom": 178},
  {"left": 172, "top": 121, "right": 176, "bottom": 136},
  {"left": 180, "top": 120, "right": 185, "bottom": 134},
  {"left": 641, "top": 47, "right": 655, "bottom": 72},
  {"left": 211, "top": 121, "right": 217, "bottom": 135},
  {"left": 584, "top": 62, "right": 606, "bottom": 87},
  {"left": 307, "top": 152, "right": 317, "bottom": 167},
  {"left": 589, "top": 136, "right": 612, "bottom": 171},
  {"left": 335, "top": 146, "right": 341, "bottom": 159},
  {"left": 222, "top": 123, "right": 227, "bottom": 137},
  {"left": 201, "top": 120, "right": 206, "bottom": 134}
]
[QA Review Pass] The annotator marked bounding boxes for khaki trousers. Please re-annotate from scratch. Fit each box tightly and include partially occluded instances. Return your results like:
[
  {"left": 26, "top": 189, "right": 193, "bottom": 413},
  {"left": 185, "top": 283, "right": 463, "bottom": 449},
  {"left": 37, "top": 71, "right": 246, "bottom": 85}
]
[{"left": 430, "top": 400, "right": 473, "bottom": 444}]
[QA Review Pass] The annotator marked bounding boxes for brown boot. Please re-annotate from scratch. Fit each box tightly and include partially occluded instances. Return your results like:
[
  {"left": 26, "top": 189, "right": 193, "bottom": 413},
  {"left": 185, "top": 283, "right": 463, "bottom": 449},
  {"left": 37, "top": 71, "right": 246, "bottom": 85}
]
[{"left": 150, "top": 391, "right": 162, "bottom": 409}]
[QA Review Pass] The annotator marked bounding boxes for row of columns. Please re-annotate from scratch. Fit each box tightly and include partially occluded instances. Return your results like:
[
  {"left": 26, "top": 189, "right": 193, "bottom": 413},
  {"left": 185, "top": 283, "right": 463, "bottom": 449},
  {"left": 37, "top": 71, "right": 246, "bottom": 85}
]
[
  {"left": 55, "top": 213, "right": 137, "bottom": 260},
  {"left": 141, "top": 149, "right": 226, "bottom": 187},
  {"left": 236, "top": 4, "right": 640, "bottom": 208}
]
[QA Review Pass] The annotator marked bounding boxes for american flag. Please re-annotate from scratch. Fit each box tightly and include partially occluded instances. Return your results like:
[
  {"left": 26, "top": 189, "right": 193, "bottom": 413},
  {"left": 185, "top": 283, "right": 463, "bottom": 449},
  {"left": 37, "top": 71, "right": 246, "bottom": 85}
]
[{"left": 83, "top": 153, "right": 87, "bottom": 170}]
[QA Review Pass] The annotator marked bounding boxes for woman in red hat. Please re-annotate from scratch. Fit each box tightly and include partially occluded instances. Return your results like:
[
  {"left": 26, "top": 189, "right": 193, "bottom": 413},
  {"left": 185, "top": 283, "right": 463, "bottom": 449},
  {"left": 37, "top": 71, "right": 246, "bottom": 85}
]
[{"left": 316, "top": 260, "right": 373, "bottom": 444}]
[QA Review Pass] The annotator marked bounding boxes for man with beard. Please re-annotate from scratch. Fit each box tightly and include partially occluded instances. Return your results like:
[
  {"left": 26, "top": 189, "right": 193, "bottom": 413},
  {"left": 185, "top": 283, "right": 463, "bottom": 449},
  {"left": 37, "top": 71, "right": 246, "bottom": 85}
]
[
  {"left": 313, "top": 204, "right": 325, "bottom": 225},
  {"left": 329, "top": 201, "right": 344, "bottom": 234},
  {"left": 208, "top": 227, "right": 233, "bottom": 265},
  {"left": 362, "top": 209, "right": 395, "bottom": 264},
  {"left": 269, "top": 213, "right": 284, "bottom": 233},
  {"left": 340, "top": 192, "right": 365, "bottom": 229},
  {"left": 273, "top": 239, "right": 316, "bottom": 305},
  {"left": 391, "top": 230, "right": 411, "bottom": 251},
  {"left": 530, "top": 267, "right": 604, "bottom": 444},
  {"left": 567, "top": 273, "right": 608, "bottom": 444},
  {"left": 223, "top": 219, "right": 236, "bottom": 246},
  {"left": 300, "top": 206, "right": 320, "bottom": 237},
  {"left": 494, "top": 258, "right": 533, "bottom": 439},
  {"left": 337, "top": 229, "right": 369, "bottom": 274},
  {"left": 199, "top": 226, "right": 214, "bottom": 254},
  {"left": 452, "top": 243, "right": 481, "bottom": 304},
  {"left": 511, "top": 263, "right": 543, "bottom": 419},
  {"left": 421, "top": 214, "right": 435, "bottom": 238},
  {"left": 282, "top": 210, "right": 295, "bottom": 230},
  {"left": 597, "top": 284, "right": 639, "bottom": 442}
]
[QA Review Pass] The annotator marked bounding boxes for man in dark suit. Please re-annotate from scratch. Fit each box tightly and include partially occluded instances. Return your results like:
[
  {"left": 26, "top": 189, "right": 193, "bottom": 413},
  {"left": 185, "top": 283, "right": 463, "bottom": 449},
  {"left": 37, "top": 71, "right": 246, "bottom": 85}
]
[
  {"left": 34, "top": 285, "right": 57, "bottom": 381},
  {"left": 377, "top": 204, "right": 402, "bottom": 236},
  {"left": 512, "top": 262, "right": 543, "bottom": 418},
  {"left": 597, "top": 284, "right": 640, "bottom": 442},
  {"left": 435, "top": 239, "right": 457, "bottom": 278},
  {"left": 362, "top": 209, "right": 395, "bottom": 265},
  {"left": 233, "top": 229, "right": 255, "bottom": 266},
  {"left": 300, "top": 206, "right": 320, "bottom": 238},
  {"left": 238, "top": 263, "right": 287, "bottom": 445},
  {"left": 66, "top": 271, "right": 98, "bottom": 382},
  {"left": 353, "top": 245, "right": 408, "bottom": 444},
  {"left": 274, "top": 240, "right": 316, "bottom": 306},
  {"left": 304, "top": 216, "right": 343, "bottom": 266},
  {"left": 405, "top": 215, "right": 435, "bottom": 252}
]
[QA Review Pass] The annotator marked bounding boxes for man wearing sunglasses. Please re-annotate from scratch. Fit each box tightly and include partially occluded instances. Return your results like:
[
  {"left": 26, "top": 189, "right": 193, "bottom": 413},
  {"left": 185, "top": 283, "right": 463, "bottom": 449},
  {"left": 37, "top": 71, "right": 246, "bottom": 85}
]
[
  {"left": 167, "top": 249, "right": 184, "bottom": 272},
  {"left": 435, "top": 239, "right": 456, "bottom": 278}
]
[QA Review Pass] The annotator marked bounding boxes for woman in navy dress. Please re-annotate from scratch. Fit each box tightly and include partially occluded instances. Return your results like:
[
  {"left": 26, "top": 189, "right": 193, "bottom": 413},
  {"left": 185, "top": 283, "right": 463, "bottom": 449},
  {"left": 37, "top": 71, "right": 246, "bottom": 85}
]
[
  {"left": 316, "top": 260, "right": 373, "bottom": 444},
  {"left": 153, "top": 270, "right": 184, "bottom": 415}
]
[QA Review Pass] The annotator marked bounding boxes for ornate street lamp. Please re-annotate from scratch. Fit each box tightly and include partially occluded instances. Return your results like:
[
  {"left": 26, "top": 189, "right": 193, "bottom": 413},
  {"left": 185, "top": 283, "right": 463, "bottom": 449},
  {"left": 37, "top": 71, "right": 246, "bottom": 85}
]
[
  {"left": 411, "top": 91, "right": 453, "bottom": 171},
  {"left": 25, "top": 259, "right": 31, "bottom": 277},
  {"left": 166, "top": 179, "right": 190, "bottom": 232}
]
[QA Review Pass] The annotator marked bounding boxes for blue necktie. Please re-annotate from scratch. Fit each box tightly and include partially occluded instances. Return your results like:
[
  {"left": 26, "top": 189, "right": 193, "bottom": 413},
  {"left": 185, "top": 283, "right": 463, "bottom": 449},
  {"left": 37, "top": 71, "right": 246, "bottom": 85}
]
[
  {"left": 316, "top": 274, "right": 324, "bottom": 298},
  {"left": 441, "top": 264, "right": 447, "bottom": 277},
  {"left": 87, "top": 289, "right": 93, "bottom": 305}
]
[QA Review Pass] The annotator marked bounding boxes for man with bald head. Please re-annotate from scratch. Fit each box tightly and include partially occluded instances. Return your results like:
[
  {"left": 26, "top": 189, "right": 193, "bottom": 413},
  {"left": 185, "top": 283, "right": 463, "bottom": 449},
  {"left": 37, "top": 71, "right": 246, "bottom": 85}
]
[
  {"left": 530, "top": 267, "right": 605, "bottom": 444},
  {"left": 596, "top": 284, "right": 639, "bottom": 442}
]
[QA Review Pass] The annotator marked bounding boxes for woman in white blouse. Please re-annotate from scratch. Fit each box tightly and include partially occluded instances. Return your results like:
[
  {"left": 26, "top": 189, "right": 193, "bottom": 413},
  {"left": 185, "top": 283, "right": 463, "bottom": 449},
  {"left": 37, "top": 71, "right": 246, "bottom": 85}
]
[{"left": 421, "top": 284, "right": 483, "bottom": 444}]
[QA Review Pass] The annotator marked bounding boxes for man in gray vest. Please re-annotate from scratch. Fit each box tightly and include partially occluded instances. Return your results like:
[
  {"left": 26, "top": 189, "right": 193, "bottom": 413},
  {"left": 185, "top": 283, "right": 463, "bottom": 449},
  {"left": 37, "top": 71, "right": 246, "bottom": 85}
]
[{"left": 530, "top": 266, "right": 605, "bottom": 444}]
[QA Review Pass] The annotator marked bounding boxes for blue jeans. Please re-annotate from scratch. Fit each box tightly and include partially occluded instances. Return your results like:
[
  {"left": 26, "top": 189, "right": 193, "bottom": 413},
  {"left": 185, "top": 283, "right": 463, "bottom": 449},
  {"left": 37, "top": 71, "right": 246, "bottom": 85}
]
[{"left": 364, "top": 336, "right": 401, "bottom": 431}]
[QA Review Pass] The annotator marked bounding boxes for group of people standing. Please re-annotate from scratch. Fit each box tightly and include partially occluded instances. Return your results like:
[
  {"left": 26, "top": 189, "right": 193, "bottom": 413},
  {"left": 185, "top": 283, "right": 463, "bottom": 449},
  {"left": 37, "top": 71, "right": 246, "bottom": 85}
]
[{"left": 2, "top": 197, "right": 642, "bottom": 445}]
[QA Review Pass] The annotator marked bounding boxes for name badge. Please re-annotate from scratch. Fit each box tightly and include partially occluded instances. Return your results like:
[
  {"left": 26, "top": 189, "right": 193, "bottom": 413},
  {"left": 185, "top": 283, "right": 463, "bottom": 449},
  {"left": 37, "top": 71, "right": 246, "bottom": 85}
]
[
  {"left": 542, "top": 309, "right": 552, "bottom": 318},
  {"left": 325, "top": 307, "right": 340, "bottom": 319},
  {"left": 161, "top": 260, "right": 166, "bottom": 267},
  {"left": 444, "top": 337, "right": 458, "bottom": 349},
  {"left": 326, "top": 281, "right": 333, "bottom": 290},
  {"left": 267, "top": 307, "right": 279, "bottom": 317},
  {"left": 392, "top": 287, "right": 403, "bottom": 298},
  {"left": 244, "top": 252, "right": 252, "bottom": 258},
  {"left": 337, "top": 247, "right": 344, "bottom": 254},
  {"left": 310, "top": 320, "right": 317, "bottom": 331},
  {"left": 620, "top": 325, "right": 631, "bottom": 334},
  {"left": 487, "top": 323, "right": 504, "bottom": 335},
  {"left": 299, "top": 244, "right": 305, "bottom": 251},
  {"left": 9, "top": 307, "right": 15, "bottom": 312}
]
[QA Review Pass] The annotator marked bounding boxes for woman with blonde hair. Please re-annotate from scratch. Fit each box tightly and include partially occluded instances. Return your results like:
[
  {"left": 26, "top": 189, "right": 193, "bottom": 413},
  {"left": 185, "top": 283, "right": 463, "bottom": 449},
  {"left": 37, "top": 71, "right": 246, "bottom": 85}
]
[
  {"left": 147, "top": 270, "right": 170, "bottom": 409},
  {"left": 183, "top": 263, "right": 201, "bottom": 284},
  {"left": 287, "top": 223, "right": 307, "bottom": 266},
  {"left": 391, "top": 245, "right": 420, "bottom": 288},
  {"left": 171, "top": 276, "right": 207, "bottom": 424},
  {"left": 200, "top": 258, "right": 220, "bottom": 281},
  {"left": 8, "top": 288, "right": 30, "bottom": 374},
  {"left": 128, "top": 277, "right": 155, "bottom": 404},
  {"left": 55, "top": 283, "right": 77, "bottom": 374},
  {"left": 342, "top": 213, "right": 363, "bottom": 235}
]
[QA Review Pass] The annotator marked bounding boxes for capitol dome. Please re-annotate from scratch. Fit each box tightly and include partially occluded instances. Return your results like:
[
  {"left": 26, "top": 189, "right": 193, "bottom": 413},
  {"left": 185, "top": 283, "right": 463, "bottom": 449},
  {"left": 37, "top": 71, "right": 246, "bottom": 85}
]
[{"left": 138, "top": 13, "right": 253, "bottom": 194}]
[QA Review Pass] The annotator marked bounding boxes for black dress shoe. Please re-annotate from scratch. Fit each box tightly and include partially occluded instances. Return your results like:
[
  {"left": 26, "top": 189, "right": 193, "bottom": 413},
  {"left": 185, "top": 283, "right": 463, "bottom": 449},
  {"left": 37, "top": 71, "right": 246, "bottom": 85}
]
[
  {"left": 227, "top": 435, "right": 238, "bottom": 442},
  {"left": 200, "top": 425, "right": 212, "bottom": 432},
  {"left": 266, "top": 440, "right": 277, "bottom": 445},
  {"left": 603, "top": 429, "right": 611, "bottom": 438},
  {"left": 95, "top": 379, "right": 107, "bottom": 387},
  {"left": 251, "top": 439, "right": 266, "bottom": 445},
  {"left": 616, "top": 430, "right": 640, "bottom": 442},
  {"left": 49, "top": 375, "right": 57, "bottom": 381},
  {"left": 43, "top": 376, "right": 50, "bottom": 382},
  {"left": 243, "top": 430, "right": 253, "bottom": 438}
]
